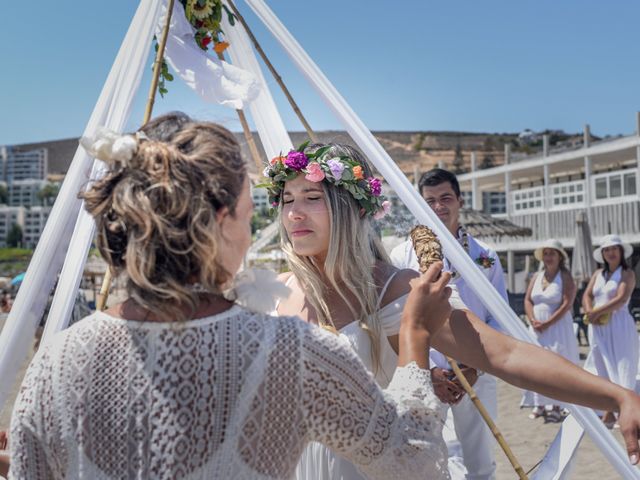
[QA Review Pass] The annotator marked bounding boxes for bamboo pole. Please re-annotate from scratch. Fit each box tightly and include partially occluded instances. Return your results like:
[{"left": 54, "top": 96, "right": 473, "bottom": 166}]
[
  {"left": 213, "top": 48, "right": 264, "bottom": 173},
  {"left": 235, "top": 108, "right": 263, "bottom": 173},
  {"left": 446, "top": 356, "right": 529, "bottom": 480},
  {"left": 225, "top": 0, "right": 318, "bottom": 143},
  {"left": 96, "top": 0, "right": 175, "bottom": 311}
]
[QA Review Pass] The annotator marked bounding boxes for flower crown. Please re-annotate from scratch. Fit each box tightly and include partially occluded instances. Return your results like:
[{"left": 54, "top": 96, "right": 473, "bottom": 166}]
[{"left": 260, "top": 142, "right": 391, "bottom": 218}]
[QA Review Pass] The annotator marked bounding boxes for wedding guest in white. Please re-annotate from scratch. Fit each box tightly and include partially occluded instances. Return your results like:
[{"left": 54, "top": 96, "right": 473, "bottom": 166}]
[
  {"left": 583, "top": 234, "right": 638, "bottom": 428},
  {"left": 390, "top": 168, "right": 506, "bottom": 480},
  {"left": 523, "top": 239, "right": 580, "bottom": 422}
]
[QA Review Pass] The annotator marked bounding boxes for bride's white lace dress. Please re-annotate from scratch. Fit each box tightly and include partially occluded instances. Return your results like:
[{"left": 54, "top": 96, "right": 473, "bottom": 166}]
[{"left": 10, "top": 305, "right": 449, "bottom": 479}]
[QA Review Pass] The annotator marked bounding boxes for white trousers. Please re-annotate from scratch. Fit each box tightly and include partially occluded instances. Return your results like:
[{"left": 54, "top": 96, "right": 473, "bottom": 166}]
[{"left": 448, "top": 374, "right": 497, "bottom": 480}]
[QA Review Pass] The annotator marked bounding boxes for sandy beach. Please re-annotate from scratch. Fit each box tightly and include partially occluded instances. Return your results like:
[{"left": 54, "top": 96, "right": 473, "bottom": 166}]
[{"left": 0, "top": 318, "right": 636, "bottom": 479}]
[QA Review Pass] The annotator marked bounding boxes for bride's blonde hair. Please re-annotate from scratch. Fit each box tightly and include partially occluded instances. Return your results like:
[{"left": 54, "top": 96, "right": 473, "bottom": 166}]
[{"left": 279, "top": 143, "right": 389, "bottom": 372}]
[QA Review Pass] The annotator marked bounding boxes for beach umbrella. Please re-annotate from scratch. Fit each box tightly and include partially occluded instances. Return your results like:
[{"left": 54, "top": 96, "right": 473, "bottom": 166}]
[
  {"left": 10, "top": 272, "right": 26, "bottom": 286},
  {"left": 571, "top": 211, "right": 596, "bottom": 287}
]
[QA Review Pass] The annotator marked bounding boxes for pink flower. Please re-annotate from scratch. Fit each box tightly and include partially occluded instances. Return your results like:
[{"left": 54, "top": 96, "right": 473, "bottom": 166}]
[
  {"left": 373, "top": 200, "right": 392, "bottom": 220},
  {"left": 304, "top": 162, "right": 325, "bottom": 182}
]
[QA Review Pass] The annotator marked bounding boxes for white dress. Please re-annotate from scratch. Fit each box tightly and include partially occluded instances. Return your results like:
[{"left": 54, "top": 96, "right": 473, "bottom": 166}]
[
  {"left": 294, "top": 275, "right": 464, "bottom": 480},
  {"left": 522, "top": 271, "right": 580, "bottom": 407},
  {"left": 587, "top": 267, "right": 639, "bottom": 390}
]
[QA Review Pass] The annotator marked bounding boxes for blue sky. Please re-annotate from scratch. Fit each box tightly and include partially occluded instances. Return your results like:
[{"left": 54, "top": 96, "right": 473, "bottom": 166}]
[{"left": 1, "top": 1, "right": 639, "bottom": 145}]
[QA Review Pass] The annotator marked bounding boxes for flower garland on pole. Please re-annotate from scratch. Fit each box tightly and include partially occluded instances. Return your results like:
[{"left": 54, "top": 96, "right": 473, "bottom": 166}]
[{"left": 155, "top": 0, "right": 237, "bottom": 96}]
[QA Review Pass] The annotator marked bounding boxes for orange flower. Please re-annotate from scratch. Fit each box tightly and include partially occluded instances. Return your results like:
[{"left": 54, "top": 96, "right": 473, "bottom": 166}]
[
  {"left": 353, "top": 165, "right": 364, "bottom": 180},
  {"left": 214, "top": 41, "right": 230, "bottom": 54},
  {"left": 270, "top": 155, "right": 286, "bottom": 165}
]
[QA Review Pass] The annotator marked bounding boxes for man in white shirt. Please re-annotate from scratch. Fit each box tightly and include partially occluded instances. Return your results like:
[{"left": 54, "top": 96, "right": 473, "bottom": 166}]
[{"left": 390, "top": 168, "right": 508, "bottom": 480}]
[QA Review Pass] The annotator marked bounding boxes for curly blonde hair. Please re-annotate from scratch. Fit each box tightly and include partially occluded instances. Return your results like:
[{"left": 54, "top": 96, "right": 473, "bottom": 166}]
[{"left": 81, "top": 113, "right": 245, "bottom": 320}]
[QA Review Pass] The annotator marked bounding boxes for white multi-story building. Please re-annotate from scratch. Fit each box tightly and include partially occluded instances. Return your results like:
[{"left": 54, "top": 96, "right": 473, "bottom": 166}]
[
  {"left": 251, "top": 185, "right": 270, "bottom": 212},
  {"left": 23, "top": 206, "right": 51, "bottom": 249},
  {"left": 0, "top": 206, "right": 25, "bottom": 248},
  {"left": 8, "top": 179, "right": 47, "bottom": 207},
  {"left": 457, "top": 113, "right": 640, "bottom": 290},
  {"left": 2, "top": 147, "right": 47, "bottom": 182}
]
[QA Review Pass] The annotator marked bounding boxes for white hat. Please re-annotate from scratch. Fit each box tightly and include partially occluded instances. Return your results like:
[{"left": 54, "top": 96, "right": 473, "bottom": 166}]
[
  {"left": 534, "top": 239, "right": 569, "bottom": 265},
  {"left": 593, "top": 234, "right": 633, "bottom": 264}
]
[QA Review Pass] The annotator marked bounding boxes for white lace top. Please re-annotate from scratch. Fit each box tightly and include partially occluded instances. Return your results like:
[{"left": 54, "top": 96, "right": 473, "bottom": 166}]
[{"left": 10, "top": 305, "right": 448, "bottom": 479}]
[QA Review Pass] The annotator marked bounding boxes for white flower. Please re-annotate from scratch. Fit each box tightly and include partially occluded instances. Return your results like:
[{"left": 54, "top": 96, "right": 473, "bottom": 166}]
[
  {"left": 80, "top": 127, "right": 138, "bottom": 164},
  {"left": 111, "top": 135, "right": 138, "bottom": 162},
  {"left": 225, "top": 268, "right": 291, "bottom": 314}
]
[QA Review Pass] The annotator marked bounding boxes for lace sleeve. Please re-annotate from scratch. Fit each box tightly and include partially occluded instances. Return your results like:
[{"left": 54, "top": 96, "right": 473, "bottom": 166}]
[
  {"left": 9, "top": 345, "right": 59, "bottom": 480},
  {"left": 301, "top": 326, "right": 450, "bottom": 480}
]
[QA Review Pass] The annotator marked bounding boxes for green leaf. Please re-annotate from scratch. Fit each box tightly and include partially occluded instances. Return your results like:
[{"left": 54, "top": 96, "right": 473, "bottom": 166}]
[
  {"left": 296, "top": 140, "right": 310, "bottom": 152},
  {"left": 164, "top": 73, "right": 174, "bottom": 82},
  {"left": 313, "top": 146, "right": 331, "bottom": 158},
  {"left": 222, "top": 5, "right": 236, "bottom": 25}
]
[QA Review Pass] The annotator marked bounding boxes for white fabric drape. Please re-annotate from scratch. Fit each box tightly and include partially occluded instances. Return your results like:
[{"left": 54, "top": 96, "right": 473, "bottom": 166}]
[
  {"left": 159, "top": 0, "right": 260, "bottom": 109},
  {"left": 241, "top": 0, "right": 639, "bottom": 477},
  {"left": 222, "top": 5, "right": 292, "bottom": 158},
  {"left": 0, "top": 0, "right": 163, "bottom": 411}
]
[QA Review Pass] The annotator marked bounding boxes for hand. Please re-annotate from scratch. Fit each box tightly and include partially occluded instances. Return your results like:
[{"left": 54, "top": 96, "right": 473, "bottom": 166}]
[
  {"left": 454, "top": 366, "right": 479, "bottom": 388},
  {"left": 431, "top": 367, "right": 465, "bottom": 404},
  {"left": 0, "top": 451, "right": 9, "bottom": 478},
  {"left": 530, "top": 319, "right": 543, "bottom": 332},
  {"left": 0, "top": 430, "right": 7, "bottom": 450},
  {"left": 616, "top": 390, "right": 640, "bottom": 465},
  {"left": 586, "top": 313, "right": 599, "bottom": 325},
  {"left": 402, "top": 262, "right": 452, "bottom": 336}
]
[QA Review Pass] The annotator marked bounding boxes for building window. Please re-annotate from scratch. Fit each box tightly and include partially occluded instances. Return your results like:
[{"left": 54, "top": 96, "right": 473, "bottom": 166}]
[
  {"left": 550, "top": 180, "right": 585, "bottom": 209},
  {"left": 593, "top": 170, "right": 637, "bottom": 202},
  {"left": 624, "top": 172, "right": 637, "bottom": 196},
  {"left": 512, "top": 186, "right": 544, "bottom": 214}
]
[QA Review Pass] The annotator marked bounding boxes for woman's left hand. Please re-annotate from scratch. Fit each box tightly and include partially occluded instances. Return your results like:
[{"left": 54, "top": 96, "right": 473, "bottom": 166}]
[
  {"left": 617, "top": 390, "right": 640, "bottom": 465},
  {"left": 0, "top": 430, "right": 7, "bottom": 450},
  {"left": 531, "top": 319, "right": 544, "bottom": 332}
]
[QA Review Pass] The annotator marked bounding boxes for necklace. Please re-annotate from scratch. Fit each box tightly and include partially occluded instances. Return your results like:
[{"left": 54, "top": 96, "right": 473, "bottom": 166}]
[{"left": 446, "top": 225, "right": 470, "bottom": 280}]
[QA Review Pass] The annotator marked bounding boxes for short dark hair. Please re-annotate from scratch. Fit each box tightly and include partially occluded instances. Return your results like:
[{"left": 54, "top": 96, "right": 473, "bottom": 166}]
[{"left": 418, "top": 168, "right": 461, "bottom": 197}]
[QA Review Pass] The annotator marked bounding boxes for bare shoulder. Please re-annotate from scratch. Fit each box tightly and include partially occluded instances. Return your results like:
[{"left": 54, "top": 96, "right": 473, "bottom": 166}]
[
  {"left": 277, "top": 271, "right": 294, "bottom": 283},
  {"left": 622, "top": 268, "right": 636, "bottom": 282},
  {"left": 560, "top": 269, "right": 574, "bottom": 284},
  {"left": 380, "top": 267, "right": 418, "bottom": 307}
]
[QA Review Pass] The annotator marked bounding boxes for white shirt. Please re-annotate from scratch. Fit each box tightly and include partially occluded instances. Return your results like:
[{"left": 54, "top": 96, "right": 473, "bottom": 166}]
[{"left": 390, "top": 230, "right": 508, "bottom": 369}]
